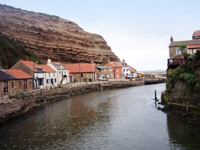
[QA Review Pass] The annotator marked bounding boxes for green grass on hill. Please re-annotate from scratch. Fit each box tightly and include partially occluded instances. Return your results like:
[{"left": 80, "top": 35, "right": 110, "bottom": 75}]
[{"left": 0, "top": 34, "right": 44, "bottom": 69}]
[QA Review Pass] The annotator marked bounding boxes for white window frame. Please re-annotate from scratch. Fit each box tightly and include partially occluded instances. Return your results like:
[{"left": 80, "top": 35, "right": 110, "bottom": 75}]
[{"left": 176, "top": 48, "right": 182, "bottom": 54}]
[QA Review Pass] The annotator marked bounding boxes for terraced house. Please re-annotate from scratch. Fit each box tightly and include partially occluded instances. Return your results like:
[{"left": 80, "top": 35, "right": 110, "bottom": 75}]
[
  {"left": 47, "top": 59, "right": 69, "bottom": 85},
  {"left": 106, "top": 60, "right": 131, "bottom": 79},
  {"left": 64, "top": 63, "right": 96, "bottom": 82},
  {"left": 0, "top": 69, "right": 33, "bottom": 96}
]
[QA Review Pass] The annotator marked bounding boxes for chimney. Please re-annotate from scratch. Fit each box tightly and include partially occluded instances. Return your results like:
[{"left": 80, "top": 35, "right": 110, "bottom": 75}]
[
  {"left": 122, "top": 59, "right": 125, "bottom": 63},
  {"left": 26, "top": 55, "right": 29, "bottom": 61},
  {"left": 47, "top": 59, "right": 51, "bottom": 64},
  {"left": 170, "top": 36, "right": 173, "bottom": 42}
]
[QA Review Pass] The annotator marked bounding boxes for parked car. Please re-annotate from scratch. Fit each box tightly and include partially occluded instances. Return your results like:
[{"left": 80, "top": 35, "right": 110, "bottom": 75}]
[{"left": 98, "top": 76, "right": 109, "bottom": 81}]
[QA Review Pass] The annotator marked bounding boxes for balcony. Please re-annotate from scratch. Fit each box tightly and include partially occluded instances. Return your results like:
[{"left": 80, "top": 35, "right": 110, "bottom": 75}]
[{"left": 167, "top": 59, "right": 183, "bottom": 69}]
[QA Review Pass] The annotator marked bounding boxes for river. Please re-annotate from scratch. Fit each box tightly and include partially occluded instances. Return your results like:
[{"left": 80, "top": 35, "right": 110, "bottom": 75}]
[{"left": 0, "top": 83, "right": 200, "bottom": 150}]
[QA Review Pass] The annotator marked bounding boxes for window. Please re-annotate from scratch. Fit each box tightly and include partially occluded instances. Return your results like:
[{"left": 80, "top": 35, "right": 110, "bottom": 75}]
[
  {"left": 110, "top": 73, "right": 113, "bottom": 77},
  {"left": 55, "top": 78, "right": 56, "bottom": 83},
  {"left": 19, "top": 81, "right": 21, "bottom": 86},
  {"left": 117, "top": 74, "right": 119, "bottom": 77},
  {"left": 64, "top": 71, "right": 66, "bottom": 74},
  {"left": 81, "top": 73, "right": 83, "bottom": 77},
  {"left": 29, "top": 81, "right": 31, "bottom": 84},
  {"left": 53, "top": 73, "right": 55, "bottom": 77},
  {"left": 101, "top": 68, "right": 105, "bottom": 72},
  {"left": 23, "top": 80, "right": 27, "bottom": 89},
  {"left": 123, "top": 68, "right": 125, "bottom": 72},
  {"left": 126, "top": 68, "right": 129, "bottom": 72},
  {"left": 3, "top": 81, "right": 8, "bottom": 92},
  {"left": 49, "top": 73, "right": 51, "bottom": 77},
  {"left": 11, "top": 82, "right": 14, "bottom": 88},
  {"left": 117, "top": 69, "right": 119, "bottom": 72},
  {"left": 109, "top": 68, "right": 113, "bottom": 71},
  {"left": 176, "top": 48, "right": 182, "bottom": 54}
]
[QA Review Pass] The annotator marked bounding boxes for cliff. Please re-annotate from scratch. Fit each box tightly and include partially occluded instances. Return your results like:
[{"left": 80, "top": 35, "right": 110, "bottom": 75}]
[{"left": 0, "top": 4, "right": 120, "bottom": 64}]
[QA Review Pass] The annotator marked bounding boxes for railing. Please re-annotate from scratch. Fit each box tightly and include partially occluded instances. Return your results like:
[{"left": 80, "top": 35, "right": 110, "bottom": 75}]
[{"left": 167, "top": 59, "right": 183, "bottom": 69}]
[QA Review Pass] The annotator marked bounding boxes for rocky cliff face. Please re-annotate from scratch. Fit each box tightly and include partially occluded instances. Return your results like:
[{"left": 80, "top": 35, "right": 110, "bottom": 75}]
[{"left": 0, "top": 4, "right": 120, "bottom": 64}]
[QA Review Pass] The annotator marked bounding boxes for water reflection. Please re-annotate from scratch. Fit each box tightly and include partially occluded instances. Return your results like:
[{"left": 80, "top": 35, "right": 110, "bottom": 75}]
[
  {"left": 0, "top": 83, "right": 199, "bottom": 149},
  {"left": 167, "top": 115, "right": 200, "bottom": 149}
]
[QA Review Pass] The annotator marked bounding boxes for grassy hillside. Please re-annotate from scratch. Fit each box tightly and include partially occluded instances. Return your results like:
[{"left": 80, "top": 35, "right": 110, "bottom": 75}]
[{"left": 0, "top": 33, "right": 44, "bottom": 69}]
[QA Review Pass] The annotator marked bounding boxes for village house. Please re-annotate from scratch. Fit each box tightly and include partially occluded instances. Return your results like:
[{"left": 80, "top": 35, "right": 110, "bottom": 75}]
[
  {"left": 130, "top": 66, "right": 137, "bottom": 77},
  {"left": 64, "top": 63, "right": 96, "bottom": 82},
  {"left": 0, "top": 69, "right": 16, "bottom": 95},
  {"left": 5, "top": 69, "right": 33, "bottom": 93},
  {"left": 0, "top": 69, "right": 33, "bottom": 96},
  {"left": 168, "top": 30, "right": 200, "bottom": 69},
  {"left": 10, "top": 56, "right": 46, "bottom": 89},
  {"left": 96, "top": 66, "right": 114, "bottom": 79},
  {"left": 106, "top": 60, "right": 131, "bottom": 79},
  {"left": 47, "top": 59, "right": 69, "bottom": 85},
  {"left": 38, "top": 65, "right": 57, "bottom": 87}
]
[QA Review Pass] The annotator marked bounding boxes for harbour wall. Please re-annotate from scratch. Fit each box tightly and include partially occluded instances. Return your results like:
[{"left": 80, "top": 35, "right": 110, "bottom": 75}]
[{"left": 0, "top": 80, "right": 144, "bottom": 124}]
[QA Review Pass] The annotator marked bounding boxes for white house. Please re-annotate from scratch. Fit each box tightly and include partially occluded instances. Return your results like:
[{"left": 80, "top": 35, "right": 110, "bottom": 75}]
[
  {"left": 38, "top": 65, "right": 57, "bottom": 88},
  {"left": 121, "top": 60, "right": 131, "bottom": 78},
  {"left": 47, "top": 59, "right": 69, "bottom": 85}
]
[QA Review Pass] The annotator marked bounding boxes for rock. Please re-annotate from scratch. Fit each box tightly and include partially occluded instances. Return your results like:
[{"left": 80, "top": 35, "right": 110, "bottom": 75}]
[{"left": 0, "top": 4, "right": 120, "bottom": 64}]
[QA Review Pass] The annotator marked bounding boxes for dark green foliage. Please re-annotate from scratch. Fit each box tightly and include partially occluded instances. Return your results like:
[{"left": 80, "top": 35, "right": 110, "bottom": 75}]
[
  {"left": 167, "top": 55, "right": 200, "bottom": 93},
  {"left": 0, "top": 35, "right": 43, "bottom": 69},
  {"left": 179, "top": 44, "right": 187, "bottom": 51}
]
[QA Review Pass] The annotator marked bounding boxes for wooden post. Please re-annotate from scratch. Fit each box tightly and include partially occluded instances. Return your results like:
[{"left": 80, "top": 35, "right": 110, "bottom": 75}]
[
  {"left": 155, "top": 90, "right": 157, "bottom": 100},
  {"left": 186, "top": 102, "right": 189, "bottom": 113}
]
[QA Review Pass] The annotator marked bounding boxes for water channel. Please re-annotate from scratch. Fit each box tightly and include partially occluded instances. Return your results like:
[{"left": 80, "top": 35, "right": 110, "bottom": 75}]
[{"left": 0, "top": 83, "right": 200, "bottom": 149}]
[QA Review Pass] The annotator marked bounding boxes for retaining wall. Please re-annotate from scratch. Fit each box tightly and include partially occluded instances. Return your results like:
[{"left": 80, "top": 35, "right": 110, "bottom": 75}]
[{"left": 0, "top": 81, "right": 144, "bottom": 124}]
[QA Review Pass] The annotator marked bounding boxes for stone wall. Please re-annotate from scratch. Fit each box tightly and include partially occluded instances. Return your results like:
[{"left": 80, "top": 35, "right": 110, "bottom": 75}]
[
  {"left": 168, "top": 80, "right": 200, "bottom": 108},
  {"left": 0, "top": 81, "right": 144, "bottom": 124}
]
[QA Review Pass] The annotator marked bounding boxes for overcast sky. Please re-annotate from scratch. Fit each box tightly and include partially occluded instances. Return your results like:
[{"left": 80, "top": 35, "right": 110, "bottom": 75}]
[{"left": 1, "top": 0, "right": 200, "bottom": 71}]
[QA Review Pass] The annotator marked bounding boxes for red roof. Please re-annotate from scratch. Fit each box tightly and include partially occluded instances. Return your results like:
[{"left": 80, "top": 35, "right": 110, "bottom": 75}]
[
  {"left": 21, "top": 60, "right": 42, "bottom": 72},
  {"left": 38, "top": 65, "right": 56, "bottom": 73},
  {"left": 187, "top": 44, "right": 200, "bottom": 49},
  {"left": 193, "top": 30, "right": 200, "bottom": 37},
  {"left": 5, "top": 69, "right": 33, "bottom": 79},
  {"left": 64, "top": 63, "right": 96, "bottom": 73}
]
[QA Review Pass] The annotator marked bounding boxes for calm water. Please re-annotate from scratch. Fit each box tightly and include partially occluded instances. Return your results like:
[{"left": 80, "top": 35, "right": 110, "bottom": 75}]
[{"left": 0, "top": 83, "right": 200, "bottom": 150}]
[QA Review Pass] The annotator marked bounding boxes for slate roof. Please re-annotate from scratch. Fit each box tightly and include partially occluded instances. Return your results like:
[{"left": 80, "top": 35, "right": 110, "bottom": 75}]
[
  {"left": 169, "top": 39, "right": 200, "bottom": 47},
  {"left": 38, "top": 65, "right": 56, "bottom": 73},
  {"left": 64, "top": 63, "right": 95, "bottom": 73},
  {"left": 5, "top": 69, "right": 32, "bottom": 79},
  {"left": 109, "top": 62, "right": 129, "bottom": 67},
  {"left": 96, "top": 66, "right": 112, "bottom": 69},
  {"left": 0, "top": 69, "right": 16, "bottom": 81},
  {"left": 52, "top": 62, "right": 68, "bottom": 70}
]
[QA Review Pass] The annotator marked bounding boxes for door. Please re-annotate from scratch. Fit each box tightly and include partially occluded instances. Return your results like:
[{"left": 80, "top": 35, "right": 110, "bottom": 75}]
[
  {"left": 3, "top": 81, "right": 8, "bottom": 92},
  {"left": 23, "top": 80, "right": 27, "bottom": 89},
  {"left": 51, "top": 79, "right": 53, "bottom": 85}
]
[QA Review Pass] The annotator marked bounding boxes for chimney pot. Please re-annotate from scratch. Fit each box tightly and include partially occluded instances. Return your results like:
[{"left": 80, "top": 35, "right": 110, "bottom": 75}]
[
  {"left": 170, "top": 36, "right": 173, "bottom": 42},
  {"left": 26, "top": 55, "right": 29, "bottom": 61}
]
